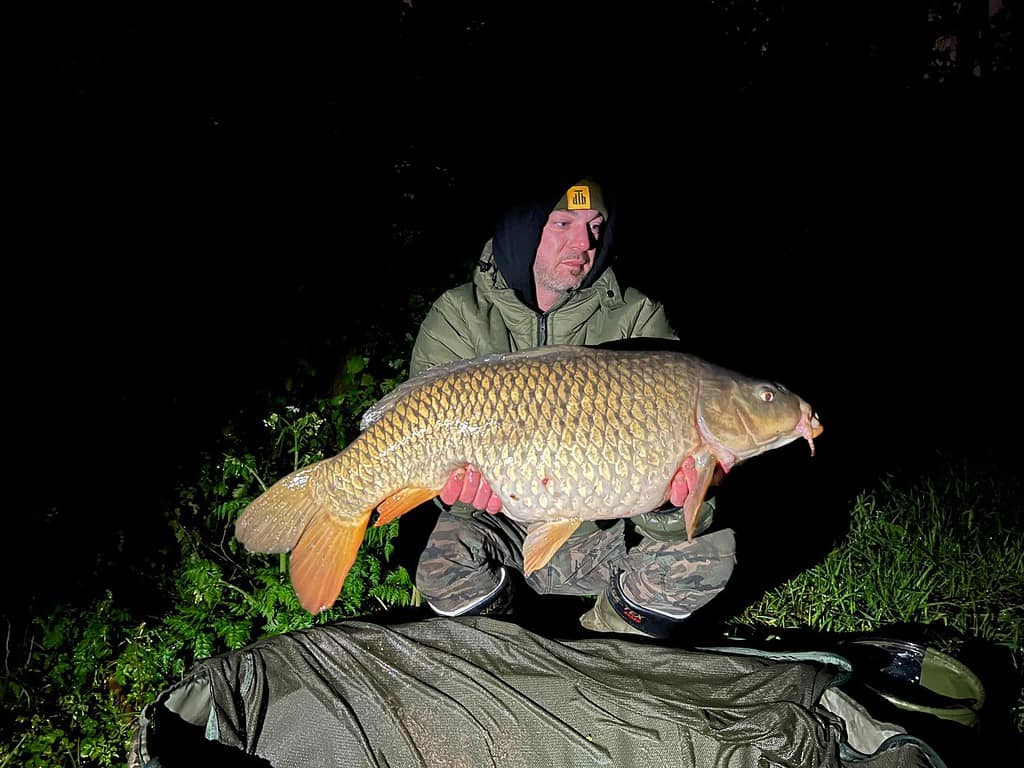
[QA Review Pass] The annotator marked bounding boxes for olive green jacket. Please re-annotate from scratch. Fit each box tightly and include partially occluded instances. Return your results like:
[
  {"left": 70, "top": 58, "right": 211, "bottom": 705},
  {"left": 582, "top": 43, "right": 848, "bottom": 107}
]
[{"left": 410, "top": 240, "right": 678, "bottom": 376}]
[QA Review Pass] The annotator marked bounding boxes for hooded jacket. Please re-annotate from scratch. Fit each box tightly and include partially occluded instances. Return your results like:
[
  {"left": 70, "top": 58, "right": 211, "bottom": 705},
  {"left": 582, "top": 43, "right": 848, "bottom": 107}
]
[{"left": 409, "top": 179, "right": 678, "bottom": 377}]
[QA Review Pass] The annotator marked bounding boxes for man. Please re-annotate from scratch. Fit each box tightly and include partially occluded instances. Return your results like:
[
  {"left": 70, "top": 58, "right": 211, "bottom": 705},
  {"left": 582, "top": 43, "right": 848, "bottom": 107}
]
[{"left": 409, "top": 176, "right": 736, "bottom": 638}]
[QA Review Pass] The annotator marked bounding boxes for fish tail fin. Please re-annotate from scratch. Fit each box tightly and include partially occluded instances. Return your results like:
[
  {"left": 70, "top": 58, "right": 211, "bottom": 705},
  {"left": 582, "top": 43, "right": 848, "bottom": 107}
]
[
  {"left": 234, "top": 462, "right": 326, "bottom": 554},
  {"left": 290, "top": 507, "right": 374, "bottom": 614},
  {"left": 234, "top": 457, "right": 379, "bottom": 614}
]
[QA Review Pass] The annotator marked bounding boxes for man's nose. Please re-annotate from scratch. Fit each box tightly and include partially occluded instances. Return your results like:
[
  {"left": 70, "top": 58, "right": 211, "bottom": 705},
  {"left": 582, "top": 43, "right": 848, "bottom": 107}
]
[{"left": 568, "top": 221, "right": 591, "bottom": 250}]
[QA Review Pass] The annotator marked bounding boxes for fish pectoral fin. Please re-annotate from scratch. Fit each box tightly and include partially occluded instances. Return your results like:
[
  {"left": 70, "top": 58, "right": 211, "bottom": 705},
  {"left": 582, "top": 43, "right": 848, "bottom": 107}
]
[
  {"left": 289, "top": 508, "right": 373, "bottom": 614},
  {"left": 681, "top": 452, "right": 718, "bottom": 542},
  {"left": 523, "top": 519, "right": 582, "bottom": 576},
  {"left": 374, "top": 487, "right": 439, "bottom": 526}
]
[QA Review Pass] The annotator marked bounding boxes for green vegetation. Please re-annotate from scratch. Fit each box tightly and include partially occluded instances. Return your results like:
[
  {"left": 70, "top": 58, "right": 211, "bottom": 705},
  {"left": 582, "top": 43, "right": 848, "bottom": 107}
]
[
  {"left": 2, "top": 355, "right": 1021, "bottom": 765},
  {"left": 0, "top": 346, "right": 415, "bottom": 768},
  {"left": 734, "top": 462, "right": 1024, "bottom": 732}
]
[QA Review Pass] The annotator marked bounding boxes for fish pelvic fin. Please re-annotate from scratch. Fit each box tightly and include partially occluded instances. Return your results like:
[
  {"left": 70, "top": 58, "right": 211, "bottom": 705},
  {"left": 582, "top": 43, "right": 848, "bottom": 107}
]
[
  {"left": 290, "top": 507, "right": 374, "bottom": 614},
  {"left": 523, "top": 519, "right": 582, "bottom": 576},
  {"left": 374, "top": 487, "right": 439, "bottom": 526}
]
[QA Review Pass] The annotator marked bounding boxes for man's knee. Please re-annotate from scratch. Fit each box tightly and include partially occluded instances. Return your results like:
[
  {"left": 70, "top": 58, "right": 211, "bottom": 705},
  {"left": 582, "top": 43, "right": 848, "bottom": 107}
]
[
  {"left": 415, "top": 519, "right": 509, "bottom": 616},
  {"left": 619, "top": 528, "right": 737, "bottom": 616},
  {"left": 663, "top": 528, "right": 736, "bottom": 610},
  {"left": 632, "top": 498, "right": 717, "bottom": 543},
  {"left": 417, "top": 563, "right": 513, "bottom": 617}
]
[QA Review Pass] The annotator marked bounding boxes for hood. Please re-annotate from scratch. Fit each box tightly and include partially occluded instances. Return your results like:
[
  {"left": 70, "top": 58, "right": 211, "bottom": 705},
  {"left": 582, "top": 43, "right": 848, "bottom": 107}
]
[{"left": 491, "top": 174, "right": 618, "bottom": 312}]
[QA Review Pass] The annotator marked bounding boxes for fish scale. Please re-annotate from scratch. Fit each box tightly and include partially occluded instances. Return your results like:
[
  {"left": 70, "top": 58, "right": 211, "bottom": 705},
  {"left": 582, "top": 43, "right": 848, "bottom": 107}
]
[{"left": 235, "top": 345, "right": 823, "bottom": 614}]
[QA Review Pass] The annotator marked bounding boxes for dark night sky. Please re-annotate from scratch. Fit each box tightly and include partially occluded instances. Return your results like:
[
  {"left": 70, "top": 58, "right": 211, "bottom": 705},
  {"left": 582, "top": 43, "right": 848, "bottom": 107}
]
[{"left": 9, "top": 6, "right": 1020, "bottom": 615}]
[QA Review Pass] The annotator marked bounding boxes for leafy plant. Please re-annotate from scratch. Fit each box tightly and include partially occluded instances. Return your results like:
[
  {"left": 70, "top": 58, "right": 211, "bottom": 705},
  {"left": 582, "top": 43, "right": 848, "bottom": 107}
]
[{"left": 0, "top": 344, "right": 415, "bottom": 768}]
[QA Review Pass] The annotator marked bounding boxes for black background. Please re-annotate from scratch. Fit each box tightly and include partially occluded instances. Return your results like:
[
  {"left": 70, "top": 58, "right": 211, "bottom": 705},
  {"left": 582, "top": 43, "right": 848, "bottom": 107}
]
[{"left": 8, "top": 5, "right": 1020, "bottom": 618}]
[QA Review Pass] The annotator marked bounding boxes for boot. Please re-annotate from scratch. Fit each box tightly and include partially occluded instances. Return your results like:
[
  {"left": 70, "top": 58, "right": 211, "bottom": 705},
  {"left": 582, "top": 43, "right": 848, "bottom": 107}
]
[
  {"left": 460, "top": 568, "right": 516, "bottom": 617},
  {"left": 579, "top": 591, "right": 654, "bottom": 637},
  {"left": 423, "top": 567, "right": 516, "bottom": 618},
  {"left": 579, "top": 576, "right": 684, "bottom": 639},
  {"left": 472, "top": 577, "right": 515, "bottom": 617}
]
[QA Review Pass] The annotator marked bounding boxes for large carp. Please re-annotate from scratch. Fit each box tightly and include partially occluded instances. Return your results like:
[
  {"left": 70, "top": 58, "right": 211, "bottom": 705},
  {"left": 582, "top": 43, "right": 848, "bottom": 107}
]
[{"left": 235, "top": 345, "right": 823, "bottom": 614}]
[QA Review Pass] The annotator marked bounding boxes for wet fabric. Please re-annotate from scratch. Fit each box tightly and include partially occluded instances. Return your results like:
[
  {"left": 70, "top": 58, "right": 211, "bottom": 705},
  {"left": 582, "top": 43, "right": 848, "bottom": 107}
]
[{"left": 130, "top": 617, "right": 943, "bottom": 768}]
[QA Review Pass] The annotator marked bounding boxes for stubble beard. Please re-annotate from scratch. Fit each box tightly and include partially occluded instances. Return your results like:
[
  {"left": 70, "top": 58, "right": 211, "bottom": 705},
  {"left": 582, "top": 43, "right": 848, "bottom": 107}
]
[
  {"left": 560, "top": 251, "right": 589, "bottom": 285},
  {"left": 535, "top": 248, "right": 592, "bottom": 303},
  {"left": 539, "top": 264, "right": 585, "bottom": 296}
]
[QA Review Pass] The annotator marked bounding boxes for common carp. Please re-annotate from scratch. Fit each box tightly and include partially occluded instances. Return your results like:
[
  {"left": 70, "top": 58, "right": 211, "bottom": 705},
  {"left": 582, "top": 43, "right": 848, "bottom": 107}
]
[{"left": 234, "top": 345, "right": 823, "bottom": 614}]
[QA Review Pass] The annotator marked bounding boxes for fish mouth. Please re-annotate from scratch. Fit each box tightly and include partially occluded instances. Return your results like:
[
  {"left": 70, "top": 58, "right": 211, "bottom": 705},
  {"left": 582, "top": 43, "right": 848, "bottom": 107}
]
[{"left": 797, "top": 408, "right": 823, "bottom": 457}]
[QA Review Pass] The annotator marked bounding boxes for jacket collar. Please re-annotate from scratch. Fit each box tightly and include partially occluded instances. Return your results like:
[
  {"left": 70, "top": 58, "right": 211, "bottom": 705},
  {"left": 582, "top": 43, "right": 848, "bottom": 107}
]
[{"left": 474, "top": 239, "right": 624, "bottom": 316}]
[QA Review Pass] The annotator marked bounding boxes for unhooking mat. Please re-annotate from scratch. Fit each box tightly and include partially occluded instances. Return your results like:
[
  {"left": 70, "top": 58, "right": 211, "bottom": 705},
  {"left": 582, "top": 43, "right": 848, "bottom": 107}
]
[{"left": 130, "top": 616, "right": 946, "bottom": 768}]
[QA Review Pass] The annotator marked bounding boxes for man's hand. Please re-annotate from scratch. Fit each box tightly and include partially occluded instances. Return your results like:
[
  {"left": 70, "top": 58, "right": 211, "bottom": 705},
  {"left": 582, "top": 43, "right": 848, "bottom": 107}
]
[
  {"left": 442, "top": 463, "right": 721, "bottom": 515},
  {"left": 668, "top": 468, "right": 690, "bottom": 507},
  {"left": 440, "top": 465, "right": 502, "bottom": 514},
  {"left": 667, "top": 464, "right": 725, "bottom": 507}
]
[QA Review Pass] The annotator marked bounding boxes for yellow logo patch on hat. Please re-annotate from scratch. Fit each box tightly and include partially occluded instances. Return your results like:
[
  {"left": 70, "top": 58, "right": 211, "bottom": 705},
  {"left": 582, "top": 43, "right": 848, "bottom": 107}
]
[{"left": 566, "top": 185, "right": 592, "bottom": 210}]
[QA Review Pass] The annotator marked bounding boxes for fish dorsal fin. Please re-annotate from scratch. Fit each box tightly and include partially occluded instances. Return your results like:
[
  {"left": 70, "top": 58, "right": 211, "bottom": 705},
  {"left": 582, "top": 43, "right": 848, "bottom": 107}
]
[
  {"left": 523, "top": 518, "right": 582, "bottom": 575},
  {"left": 359, "top": 346, "right": 592, "bottom": 431}
]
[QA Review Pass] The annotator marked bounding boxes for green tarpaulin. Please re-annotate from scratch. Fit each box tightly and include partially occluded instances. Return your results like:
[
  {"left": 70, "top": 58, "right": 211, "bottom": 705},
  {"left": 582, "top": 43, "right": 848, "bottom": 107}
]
[{"left": 130, "top": 616, "right": 946, "bottom": 768}]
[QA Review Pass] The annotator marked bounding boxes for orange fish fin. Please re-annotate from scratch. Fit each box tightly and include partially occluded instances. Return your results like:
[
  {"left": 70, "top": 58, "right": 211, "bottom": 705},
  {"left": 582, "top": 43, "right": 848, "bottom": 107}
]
[
  {"left": 289, "top": 508, "right": 373, "bottom": 614},
  {"left": 374, "top": 487, "right": 439, "bottom": 526},
  {"left": 523, "top": 519, "right": 582, "bottom": 575},
  {"left": 682, "top": 453, "right": 718, "bottom": 541},
  {"left": 234, "top": 464, "right": 322, "bottom": 553}
]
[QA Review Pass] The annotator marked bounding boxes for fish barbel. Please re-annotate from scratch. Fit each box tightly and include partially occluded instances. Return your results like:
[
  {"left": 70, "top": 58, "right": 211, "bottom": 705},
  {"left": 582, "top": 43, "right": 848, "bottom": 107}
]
[{"left": 234, "top": 345, "right": 823, "bottom": 614}]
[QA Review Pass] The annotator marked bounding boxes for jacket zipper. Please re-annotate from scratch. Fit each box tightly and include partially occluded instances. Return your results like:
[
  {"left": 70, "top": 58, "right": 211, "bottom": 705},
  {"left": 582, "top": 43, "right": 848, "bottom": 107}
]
[{"left": 537, "top": 312, "right": 548, "bottom": 346}]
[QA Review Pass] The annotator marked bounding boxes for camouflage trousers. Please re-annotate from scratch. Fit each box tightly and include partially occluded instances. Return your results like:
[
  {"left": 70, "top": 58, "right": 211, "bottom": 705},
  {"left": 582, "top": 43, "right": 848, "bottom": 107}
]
[{"left": 416, "top": 505, "right": 736, "bottom": 619}]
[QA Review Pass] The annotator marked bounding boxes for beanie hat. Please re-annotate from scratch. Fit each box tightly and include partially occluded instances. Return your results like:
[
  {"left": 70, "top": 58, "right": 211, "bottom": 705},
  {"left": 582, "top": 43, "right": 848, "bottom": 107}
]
[
  {"left": 492, "top": 174, "right": 617, "bottom": 311},
  {"left": 548, "top": 178, "right": 608, "bottom": 220}
]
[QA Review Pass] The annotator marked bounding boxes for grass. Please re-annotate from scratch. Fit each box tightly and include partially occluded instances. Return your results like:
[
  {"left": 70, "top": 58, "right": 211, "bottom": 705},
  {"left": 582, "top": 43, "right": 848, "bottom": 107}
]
[{"left": 733, "top": 456, "right": 1024, "bottom": 734}]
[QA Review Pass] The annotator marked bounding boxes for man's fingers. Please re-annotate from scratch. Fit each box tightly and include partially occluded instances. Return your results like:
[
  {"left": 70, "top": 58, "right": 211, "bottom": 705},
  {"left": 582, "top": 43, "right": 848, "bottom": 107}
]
[
  {"left": 669, "top": 468, "right": 690, "bottom": 507},
  {"left": 472, "top": 479, "right": 493, "bottom": 511},
  {"left": 439, "top": 468, "right": 465, "bottom": 505},
  {"left": 458, "top": 466, "right": 482, "bottom": 503},
  {"left": 440, "top": 465, "right": 503, "bottom": 513}
]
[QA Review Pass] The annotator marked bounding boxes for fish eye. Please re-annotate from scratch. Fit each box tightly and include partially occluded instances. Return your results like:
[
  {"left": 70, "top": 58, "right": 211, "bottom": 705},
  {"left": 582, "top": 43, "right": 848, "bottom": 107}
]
[{"left": 758, "top": 387, "right": 775, "bottom": 403}]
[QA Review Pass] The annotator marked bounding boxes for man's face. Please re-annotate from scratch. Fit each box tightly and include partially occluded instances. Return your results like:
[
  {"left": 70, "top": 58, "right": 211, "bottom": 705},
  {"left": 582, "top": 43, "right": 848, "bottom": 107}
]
[{"left": 533, "top": 208, "right": 603, "bottom": 310}]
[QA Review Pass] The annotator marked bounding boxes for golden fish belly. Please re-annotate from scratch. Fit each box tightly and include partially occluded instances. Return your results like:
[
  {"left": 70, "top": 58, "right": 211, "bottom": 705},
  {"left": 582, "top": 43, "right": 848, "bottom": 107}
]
[{"left": 365, "top": 351, "right": 701, "bottom": 523}]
